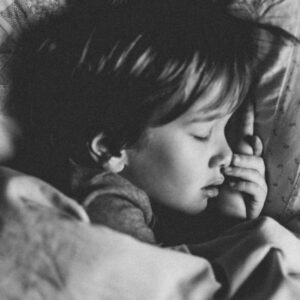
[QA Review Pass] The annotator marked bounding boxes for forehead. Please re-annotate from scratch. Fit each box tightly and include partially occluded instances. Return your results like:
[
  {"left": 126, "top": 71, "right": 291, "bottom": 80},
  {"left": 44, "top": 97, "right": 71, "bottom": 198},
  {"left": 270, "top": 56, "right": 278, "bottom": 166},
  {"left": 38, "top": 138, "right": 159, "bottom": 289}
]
[{"left": 181, "top": 77, "right": 237, "bottom": 123}]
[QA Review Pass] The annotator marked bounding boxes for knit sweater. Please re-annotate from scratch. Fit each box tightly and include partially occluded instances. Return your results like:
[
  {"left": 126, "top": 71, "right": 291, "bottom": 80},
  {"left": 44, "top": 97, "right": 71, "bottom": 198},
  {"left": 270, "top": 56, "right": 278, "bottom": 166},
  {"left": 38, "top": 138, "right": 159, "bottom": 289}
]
[{"left": 71, "top": 163, "right": 156, "bottom": 244}]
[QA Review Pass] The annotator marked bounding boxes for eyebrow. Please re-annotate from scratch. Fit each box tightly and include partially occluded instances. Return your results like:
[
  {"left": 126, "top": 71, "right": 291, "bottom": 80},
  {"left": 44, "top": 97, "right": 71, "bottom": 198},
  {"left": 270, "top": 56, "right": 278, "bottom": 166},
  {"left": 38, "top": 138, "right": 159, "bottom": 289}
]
[
  {"left": 183, "top": 116, "right": 215, "bottom": 126},
  {"left": 184, "top": 111, "right": 223, "bottom": 124}
]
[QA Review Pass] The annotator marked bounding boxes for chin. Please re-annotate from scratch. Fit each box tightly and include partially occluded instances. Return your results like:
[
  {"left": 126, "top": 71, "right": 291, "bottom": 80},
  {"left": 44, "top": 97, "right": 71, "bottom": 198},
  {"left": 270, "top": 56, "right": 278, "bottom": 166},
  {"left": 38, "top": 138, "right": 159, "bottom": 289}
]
[{"left": 181, "top": 199, "right": 208, "bottom": 215}]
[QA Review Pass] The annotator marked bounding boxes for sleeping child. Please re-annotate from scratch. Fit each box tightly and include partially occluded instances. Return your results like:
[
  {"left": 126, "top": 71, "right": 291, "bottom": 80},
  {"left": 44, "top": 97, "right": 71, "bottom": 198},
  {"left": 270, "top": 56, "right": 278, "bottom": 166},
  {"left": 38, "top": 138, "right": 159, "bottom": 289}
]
[{"left": 8, "top": 0, "right": 295, "bottom": 246}]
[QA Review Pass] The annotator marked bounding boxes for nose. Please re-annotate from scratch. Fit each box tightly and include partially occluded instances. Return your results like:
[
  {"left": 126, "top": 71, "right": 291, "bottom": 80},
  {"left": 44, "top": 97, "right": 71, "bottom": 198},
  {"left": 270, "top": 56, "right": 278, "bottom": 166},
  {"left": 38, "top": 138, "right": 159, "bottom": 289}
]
[{"left": 209, "top": 136, "right": 233, "bottom": 169}]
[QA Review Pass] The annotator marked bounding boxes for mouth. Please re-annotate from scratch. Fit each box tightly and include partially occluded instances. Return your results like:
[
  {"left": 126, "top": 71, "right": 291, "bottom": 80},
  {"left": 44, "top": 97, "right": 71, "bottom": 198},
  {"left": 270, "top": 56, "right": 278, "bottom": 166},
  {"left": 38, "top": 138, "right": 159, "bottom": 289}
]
[
  {"left": 202, "top": 185, "right": 220, "bottom": 198},
  {"left": 202, "top": 177, "right": 224, "bottom": 198}
]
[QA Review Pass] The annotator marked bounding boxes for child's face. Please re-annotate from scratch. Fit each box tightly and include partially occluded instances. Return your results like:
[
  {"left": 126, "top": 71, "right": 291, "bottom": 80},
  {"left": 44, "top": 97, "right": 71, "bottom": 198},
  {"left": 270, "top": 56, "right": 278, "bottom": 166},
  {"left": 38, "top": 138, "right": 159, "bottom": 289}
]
[{"left": 122, "top": 81, "right": 234, "bottom": 215}]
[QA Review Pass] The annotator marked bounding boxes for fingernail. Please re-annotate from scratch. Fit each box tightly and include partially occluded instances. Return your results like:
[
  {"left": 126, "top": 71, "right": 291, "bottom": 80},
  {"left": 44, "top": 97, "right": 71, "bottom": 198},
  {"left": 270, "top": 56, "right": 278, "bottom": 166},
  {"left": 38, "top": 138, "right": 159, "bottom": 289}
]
[
  {"left": 233, "top": 154, "right": 239, "bottom": 164},
  {"left": 225, "top": 167, "right": 232, "bottom": 173}
]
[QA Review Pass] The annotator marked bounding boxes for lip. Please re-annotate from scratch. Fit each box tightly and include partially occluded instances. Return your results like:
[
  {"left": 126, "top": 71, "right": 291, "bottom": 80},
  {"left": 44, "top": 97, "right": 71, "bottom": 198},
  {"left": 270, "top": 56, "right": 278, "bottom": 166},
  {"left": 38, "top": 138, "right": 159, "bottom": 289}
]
[
  {"left": 201, "top": 177, "right": 224, "bottom": 198},
  {"left": 202, "top": 186, "right": 220, "bottom": 198},
  {"left": 201, "top": 177, "right": 224, "bottom": 197},
  {"left": 205, "top": 177, "right": 225, "bottom": 187}
]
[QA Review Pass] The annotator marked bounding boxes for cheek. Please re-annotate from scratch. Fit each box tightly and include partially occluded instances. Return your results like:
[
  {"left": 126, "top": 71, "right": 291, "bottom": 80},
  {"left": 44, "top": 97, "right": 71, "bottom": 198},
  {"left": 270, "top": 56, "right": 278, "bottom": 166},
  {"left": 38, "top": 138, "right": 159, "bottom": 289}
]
[
  {"left": 144, "top": 132, "right": 194, "bottom": 180},
  {"left": 129, "top": 134, "right": 182, "bottom": 184},
  {"left": 132, "top": 135, "right": 206, "bottom": 196},
  {"left": 150, "top": 140, "right": 209, "bottom": 214},
  {"left": 156, "top": 135, "right": 209, "bottom": 180},
  {"left": 125, "top": 131, "right": 184, "bottom": 193},
  {"left": 125, "top": 128, "right": 212, "bottom": 214}
]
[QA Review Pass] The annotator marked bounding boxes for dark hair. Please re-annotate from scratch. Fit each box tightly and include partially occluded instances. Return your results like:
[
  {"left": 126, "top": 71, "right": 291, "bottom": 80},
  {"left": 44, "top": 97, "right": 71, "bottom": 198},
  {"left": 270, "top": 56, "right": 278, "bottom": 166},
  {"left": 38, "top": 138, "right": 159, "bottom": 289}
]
[{"left": 8, "top": 0, "right": 295, "bottom": 188}]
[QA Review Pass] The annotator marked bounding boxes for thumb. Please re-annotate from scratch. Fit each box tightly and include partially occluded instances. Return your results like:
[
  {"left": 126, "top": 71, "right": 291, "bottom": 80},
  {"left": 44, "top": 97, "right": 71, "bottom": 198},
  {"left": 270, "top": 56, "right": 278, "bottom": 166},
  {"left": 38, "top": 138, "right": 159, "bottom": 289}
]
[
  {"left": 240, "top": 101, "right": 254, "bottom": 137},
  {"left": 236, "top": 101, "right": 255, "bottom": 155}
]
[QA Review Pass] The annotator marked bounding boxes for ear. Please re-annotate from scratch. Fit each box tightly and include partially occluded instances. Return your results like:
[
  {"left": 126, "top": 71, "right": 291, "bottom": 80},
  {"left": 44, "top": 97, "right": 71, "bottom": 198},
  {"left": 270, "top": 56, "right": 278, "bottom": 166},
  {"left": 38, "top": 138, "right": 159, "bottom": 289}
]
[
  {"left": 103, "top": 150, "right": 128, "bottom": 173},
  {"left": 90, "top": 133, "right": 128, "bottom": 173}
]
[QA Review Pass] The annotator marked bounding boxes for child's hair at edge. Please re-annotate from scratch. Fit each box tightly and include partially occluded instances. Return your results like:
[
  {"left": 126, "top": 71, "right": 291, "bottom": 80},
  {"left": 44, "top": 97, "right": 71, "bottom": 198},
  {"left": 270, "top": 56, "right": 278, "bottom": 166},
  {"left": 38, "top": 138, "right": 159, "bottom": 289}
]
[{"left": 8, "top": 0, "right": 296, "bottom": 190}]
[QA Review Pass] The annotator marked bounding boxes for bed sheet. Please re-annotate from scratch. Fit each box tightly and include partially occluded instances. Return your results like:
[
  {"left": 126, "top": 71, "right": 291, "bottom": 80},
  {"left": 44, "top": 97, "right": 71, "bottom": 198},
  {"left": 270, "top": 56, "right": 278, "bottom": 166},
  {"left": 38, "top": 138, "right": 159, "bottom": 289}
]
[{"left": 1, "top": 166, "right": 300, "bottom": 299}]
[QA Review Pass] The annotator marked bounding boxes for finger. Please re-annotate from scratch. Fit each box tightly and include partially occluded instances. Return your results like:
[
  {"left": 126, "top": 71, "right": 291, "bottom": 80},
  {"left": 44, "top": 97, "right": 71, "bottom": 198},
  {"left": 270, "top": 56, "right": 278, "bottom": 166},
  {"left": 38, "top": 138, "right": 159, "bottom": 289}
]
[
  {"left": 229, "top": 180, "right": 267, "bottom": 219},
  {"left": 224, "top": 166, "right": 266, "bottom": 188},
  {"left": 236, "top": 140, "right": 253, "bottom": 156},
  {"left": 232, "top": 154, "right": 265, "bottom": 175},
  {"left": 252, "top": 135, "right": 263, "bottom": 157},
  {"left": 229, "top": 181, "right": 267, "bottom": 201},
  {"left": 240, "top": 101, "right": 254, "bottom": 137}
]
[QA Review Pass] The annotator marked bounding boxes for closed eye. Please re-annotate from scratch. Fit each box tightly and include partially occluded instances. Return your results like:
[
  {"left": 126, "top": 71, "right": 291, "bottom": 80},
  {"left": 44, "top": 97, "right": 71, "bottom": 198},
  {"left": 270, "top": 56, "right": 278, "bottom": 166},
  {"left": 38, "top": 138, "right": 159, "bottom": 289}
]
[
  {"left": 189, "top": 126, "right": 213, "bottom": 142},
  {"left": 192, "top": 132, "right": 211, "bottom": 142}
]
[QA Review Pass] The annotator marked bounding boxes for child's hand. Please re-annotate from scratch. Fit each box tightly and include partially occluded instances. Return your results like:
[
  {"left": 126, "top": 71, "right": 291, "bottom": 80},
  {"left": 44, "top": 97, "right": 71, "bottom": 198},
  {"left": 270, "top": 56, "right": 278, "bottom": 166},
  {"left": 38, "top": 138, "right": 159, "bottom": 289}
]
[
  {"left": 212, "top": 102, "right": 267, "bottom": 220},
  {"left": 223, "top": 134, "right": 267, "bottom": 219}
]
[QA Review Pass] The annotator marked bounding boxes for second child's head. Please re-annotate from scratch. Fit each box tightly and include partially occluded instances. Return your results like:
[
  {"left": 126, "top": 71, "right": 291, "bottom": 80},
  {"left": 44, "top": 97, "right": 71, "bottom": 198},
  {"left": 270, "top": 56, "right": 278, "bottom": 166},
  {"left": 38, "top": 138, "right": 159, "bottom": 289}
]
[{"left": 11, "top": 0, "right": 269, "bottom": 214}]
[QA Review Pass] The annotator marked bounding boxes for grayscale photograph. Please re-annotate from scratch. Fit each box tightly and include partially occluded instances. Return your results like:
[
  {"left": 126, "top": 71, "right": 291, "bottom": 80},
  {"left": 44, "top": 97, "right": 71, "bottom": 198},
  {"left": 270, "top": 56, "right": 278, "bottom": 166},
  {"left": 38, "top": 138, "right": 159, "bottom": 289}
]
[{"left": 0, "top": 0, "right": 299, "bottom": 299}]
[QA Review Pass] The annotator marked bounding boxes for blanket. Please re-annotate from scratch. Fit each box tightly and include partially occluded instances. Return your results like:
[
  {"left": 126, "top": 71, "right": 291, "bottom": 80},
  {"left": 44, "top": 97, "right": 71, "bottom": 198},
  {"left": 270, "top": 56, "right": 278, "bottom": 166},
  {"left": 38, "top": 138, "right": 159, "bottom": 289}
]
[{"left": 1, "top": 167, "right": 300, "bottom": 299}]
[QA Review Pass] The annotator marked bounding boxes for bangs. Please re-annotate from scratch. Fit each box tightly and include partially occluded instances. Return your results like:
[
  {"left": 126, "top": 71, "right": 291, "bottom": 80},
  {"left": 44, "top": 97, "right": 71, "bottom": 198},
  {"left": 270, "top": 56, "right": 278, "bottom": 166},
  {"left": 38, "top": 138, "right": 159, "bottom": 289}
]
[{"left": 151, "top": 54, "right": 253, "bottom": 125}]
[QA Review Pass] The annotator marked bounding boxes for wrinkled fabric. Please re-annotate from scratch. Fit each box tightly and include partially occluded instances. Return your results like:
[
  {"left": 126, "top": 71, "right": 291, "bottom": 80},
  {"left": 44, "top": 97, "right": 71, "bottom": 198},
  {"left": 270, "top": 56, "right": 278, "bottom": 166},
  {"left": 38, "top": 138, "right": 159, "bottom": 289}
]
[
  {"left": 0, "top": 167, "right": 219, "bottom": 300},
  {"left": 1, "top": 167, "right": 300, "bottom": 299},
  {"left": 233, "top": 0, "right": 300, "bottom": 223},
  {"left": 71, "top": 162, "right": 156, "bottom": 244},
  {"left": 190, "top": 218, "right": 300, "bottom": 299}
]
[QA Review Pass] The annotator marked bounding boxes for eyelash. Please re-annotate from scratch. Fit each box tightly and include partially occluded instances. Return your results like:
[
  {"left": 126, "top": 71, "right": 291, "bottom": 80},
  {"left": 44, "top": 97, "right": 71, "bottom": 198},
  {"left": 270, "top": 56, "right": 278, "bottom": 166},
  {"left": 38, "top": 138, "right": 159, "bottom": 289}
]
[{"left": 192, "top": 132, "right": 211, "bottom": 142}]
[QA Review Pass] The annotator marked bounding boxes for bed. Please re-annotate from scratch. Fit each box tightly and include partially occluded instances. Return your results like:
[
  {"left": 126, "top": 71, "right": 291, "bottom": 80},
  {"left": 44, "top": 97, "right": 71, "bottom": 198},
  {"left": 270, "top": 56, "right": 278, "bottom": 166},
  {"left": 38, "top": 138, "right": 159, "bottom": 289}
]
[{"left": 0, "top": 0, "right": 300, "bottom": 299}]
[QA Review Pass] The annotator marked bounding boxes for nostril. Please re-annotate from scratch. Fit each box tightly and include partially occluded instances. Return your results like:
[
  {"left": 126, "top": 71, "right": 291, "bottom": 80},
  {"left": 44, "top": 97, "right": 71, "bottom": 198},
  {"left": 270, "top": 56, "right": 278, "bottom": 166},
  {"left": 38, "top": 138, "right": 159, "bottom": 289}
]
[
  {"left": 208, "top": 145, "right": 233, "bottom": 168},
  {"left": 220, "top": 166, "right": 226, "bottom": 175},
  {"left": 221, "top": 153, "right": 232, "bottom": 169}
]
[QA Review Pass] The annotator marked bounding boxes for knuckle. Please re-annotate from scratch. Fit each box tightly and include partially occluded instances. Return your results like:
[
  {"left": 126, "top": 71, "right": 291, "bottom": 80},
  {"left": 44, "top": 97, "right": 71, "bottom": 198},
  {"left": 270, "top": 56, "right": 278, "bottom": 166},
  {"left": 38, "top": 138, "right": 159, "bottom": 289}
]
[
  {"left": 259, "top": 160, "right": 266, "bottom": 174},
  {"left": 251, "top": 168, "right": 260, "bottom": 177},
  {"left": 254, "top": 157, "right": 265, "bottom": 173},
  {"left": 233, "top": 154, "right": 246, "bottom": 165},
  {"left": 262, "top": 182, "right": 268, "bottom": 193},
  {"left": 233, "top": 167, "right": 243, "bottom": 176}
]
